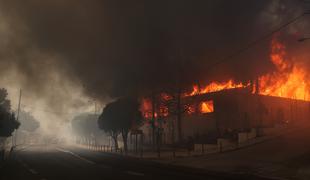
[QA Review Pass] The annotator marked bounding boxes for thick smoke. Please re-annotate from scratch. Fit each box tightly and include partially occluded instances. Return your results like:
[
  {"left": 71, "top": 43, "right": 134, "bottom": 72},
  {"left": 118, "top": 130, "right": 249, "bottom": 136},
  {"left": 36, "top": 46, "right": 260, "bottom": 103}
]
[
  {"left": 0, "top": 1, "right": 289, "bottom": 97},
  {"left": 0, "top": 0, "right": 310, "bottom": 134},
  {"left": 0, "top": 3, "right": 94, "bottom": 138}
]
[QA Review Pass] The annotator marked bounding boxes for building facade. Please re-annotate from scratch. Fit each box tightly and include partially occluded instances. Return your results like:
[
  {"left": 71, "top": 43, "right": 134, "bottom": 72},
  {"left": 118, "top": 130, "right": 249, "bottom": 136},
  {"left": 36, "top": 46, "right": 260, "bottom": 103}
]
[{"left": 141, "top": 88, "right": 310, "bottom": 145}]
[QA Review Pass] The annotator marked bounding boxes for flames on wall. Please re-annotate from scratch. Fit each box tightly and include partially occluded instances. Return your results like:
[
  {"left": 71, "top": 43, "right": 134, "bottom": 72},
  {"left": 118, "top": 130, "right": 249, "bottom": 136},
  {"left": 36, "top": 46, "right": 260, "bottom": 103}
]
[{"left": 141, "top": 35, "right": 310, "bottom": 119}]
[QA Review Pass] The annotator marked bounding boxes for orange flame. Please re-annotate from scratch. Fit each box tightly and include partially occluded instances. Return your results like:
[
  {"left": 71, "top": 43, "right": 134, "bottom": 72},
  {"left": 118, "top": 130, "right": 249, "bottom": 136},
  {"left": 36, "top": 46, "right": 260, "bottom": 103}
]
[
  {"left": 186, "top": 80, "right": 248, "bottom": 96},
  {"left": 140, "top": 93, "right": 170, "bottom": 119},
  {"left": 141, "top": 36, "right": 310, "bottom": 118},
  {"left": 258, "top": 37, "right": 309, "bottom": 101},
  {"left": 140, "top": 98, "right": 153, "bottom": 119},
  {"left": 187, "top": 36, "right": 310, "bottom": 102},
  {"left": 200, "top": 101, "right": 214, "bottom": 113}
]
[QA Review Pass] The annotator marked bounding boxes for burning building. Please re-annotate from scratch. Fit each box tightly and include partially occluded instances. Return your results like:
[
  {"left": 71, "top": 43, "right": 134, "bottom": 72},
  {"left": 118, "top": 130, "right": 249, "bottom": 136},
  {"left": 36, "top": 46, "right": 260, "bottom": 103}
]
[
  {"left": 139, "top": 35, "right": 310, "bottom": 145},
  {"left": 141, "top": 87, "right": 310, "bottom": 145},
  {"left": 180, "top": 88, "right": 308, "bottom": 142}
]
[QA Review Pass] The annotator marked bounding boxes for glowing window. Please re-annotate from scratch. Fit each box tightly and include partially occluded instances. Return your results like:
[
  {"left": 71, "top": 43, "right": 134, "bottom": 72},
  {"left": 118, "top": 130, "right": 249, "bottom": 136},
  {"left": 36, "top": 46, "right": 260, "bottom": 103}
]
[{"left": 200, "top": 101, "right": 214, "bottom": 113}]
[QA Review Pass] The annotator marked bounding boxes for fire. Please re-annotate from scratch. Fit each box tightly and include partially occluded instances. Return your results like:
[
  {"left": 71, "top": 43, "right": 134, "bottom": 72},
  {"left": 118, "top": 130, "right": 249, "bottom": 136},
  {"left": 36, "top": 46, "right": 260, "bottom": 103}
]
[
  {"left": 187, "top": 35, "right": 310, "bottom": 101},
  {"left": 140, "top": 98, "right": 153, "bottom": 119},
  {"left": 269, "top": 37, "right": 290, "bottom": 71},
  {"left": 187, "top": 105, "right": 196, "bottom": 114},
  {"left": 200, "top": 101, "right": 214, "bottom": 113},
  {"left": 141, "top": 35, "right": 310, "bottom": 118},
  {"left": 258, "top": 37, "right": 309, "bottom": 101},
  {"left": 140, "top": 93, "right": 170, "bottom": 119},
  {"left": 186, "top": 80, "right": 248, "bottom": 96}
]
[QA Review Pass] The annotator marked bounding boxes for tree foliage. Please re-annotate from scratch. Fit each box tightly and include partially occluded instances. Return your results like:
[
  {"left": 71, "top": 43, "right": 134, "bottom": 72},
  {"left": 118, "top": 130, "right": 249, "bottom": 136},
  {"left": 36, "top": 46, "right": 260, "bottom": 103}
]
[
  {"left": 0, "top": 88, "right": 20, "bottom": 137},
  {"left": 71, "top": 113, "right": 101, "bottom": 139},
  {"left": 98, "top": 97, "right": 142, "bottom": 151},
  {"left": 19, "top": 111, "right": 40, "bottom": 132}
]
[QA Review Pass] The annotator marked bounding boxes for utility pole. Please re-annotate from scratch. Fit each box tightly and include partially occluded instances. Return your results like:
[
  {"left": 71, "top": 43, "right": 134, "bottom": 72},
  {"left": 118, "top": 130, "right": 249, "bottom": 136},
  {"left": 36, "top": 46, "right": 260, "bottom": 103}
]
[
  {"left": 94, "top": 101, "right": 97, "bottom": 115},
  {"left": 14, "top": 89, "right": 22, "bottom": 146}
]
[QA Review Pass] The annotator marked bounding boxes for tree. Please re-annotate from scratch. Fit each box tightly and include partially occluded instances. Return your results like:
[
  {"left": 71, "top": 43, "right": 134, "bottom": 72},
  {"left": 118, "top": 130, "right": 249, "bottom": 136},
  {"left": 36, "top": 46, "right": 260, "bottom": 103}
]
[
  {"left": 98, "top": 97, "right": 142, "bottom": 152},
  {"left": 98, "top": 103, "right": 120, "bottom": 150},
  {"left": 0, "top": 88, "right": 20, "bottom": 137},
  {"left": 18, "top": 111, "right": 40, "bottom": 132},
  {"left": 71, "top": 113, "right": 101, "bottom": 144}
]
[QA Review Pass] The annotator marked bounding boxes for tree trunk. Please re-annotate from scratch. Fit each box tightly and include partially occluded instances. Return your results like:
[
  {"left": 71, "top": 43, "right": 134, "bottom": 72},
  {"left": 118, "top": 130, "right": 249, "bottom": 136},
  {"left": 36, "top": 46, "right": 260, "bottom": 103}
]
[
  {"left": 112, "top": 134, "right": 118, "bottom": 151},
  {"left": 122, "top": 130, "right": 128, "bottom": 153}
]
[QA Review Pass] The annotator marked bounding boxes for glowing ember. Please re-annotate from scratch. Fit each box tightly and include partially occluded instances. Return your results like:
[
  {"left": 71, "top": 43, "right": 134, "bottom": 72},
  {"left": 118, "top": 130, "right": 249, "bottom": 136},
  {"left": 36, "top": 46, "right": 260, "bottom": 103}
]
[{"left": 200, "top": 101, "right": 214, "bottom": 113}]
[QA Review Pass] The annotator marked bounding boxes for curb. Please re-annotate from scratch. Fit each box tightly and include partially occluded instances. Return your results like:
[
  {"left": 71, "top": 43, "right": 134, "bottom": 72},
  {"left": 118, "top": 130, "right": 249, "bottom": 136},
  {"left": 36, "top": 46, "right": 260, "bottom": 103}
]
[{"left": 68, "top": 145, "right": 277, "bottom": 180}]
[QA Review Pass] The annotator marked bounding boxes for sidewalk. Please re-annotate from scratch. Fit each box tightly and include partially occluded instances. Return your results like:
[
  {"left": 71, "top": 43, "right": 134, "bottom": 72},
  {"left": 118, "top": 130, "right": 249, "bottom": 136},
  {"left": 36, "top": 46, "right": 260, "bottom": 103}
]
[
  {"left": 152, "top": 126, "right": 310, "bottom": 180},
  {"left": 75, "top": 125, "right": 293, "bottom": 160},
  {"left": 73, "top": 125, "right": 310, "bottom": 180}
]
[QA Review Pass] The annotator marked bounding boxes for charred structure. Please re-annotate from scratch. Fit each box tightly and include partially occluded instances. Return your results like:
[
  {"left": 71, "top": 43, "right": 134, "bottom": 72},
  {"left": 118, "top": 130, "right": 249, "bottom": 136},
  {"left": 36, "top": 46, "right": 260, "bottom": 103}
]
[{"left": 141, "top": 86, "right": 310, "bottom": 145}]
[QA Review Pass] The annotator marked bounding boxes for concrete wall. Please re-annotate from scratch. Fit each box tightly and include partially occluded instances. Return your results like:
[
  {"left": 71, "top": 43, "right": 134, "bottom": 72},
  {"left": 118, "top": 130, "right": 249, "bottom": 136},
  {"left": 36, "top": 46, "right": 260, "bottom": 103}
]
[
  {"left": 238, "top": 128, "right": 257, "bottom": 143},
  {"left": 181, "top": 113, "right": 217, "bottom": 139}
]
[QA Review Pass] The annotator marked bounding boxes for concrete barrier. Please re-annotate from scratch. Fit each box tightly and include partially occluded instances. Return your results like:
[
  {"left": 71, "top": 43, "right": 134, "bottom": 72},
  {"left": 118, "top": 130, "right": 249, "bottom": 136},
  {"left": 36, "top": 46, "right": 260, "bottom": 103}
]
[
  {"left": 238, "top": 128, "right": 257, "bottom": 143},
  {"left": 194, "top": 144, "right": 217, "bottom": 152},
  {"left": 248, "top": 128, "right": 257, "bottom": 139},
  {"left": 238, "top": 133, "right": 248, "bottom": 143},
  {"left": 217, "top": 138, "right": 237, "bottom": 152}
]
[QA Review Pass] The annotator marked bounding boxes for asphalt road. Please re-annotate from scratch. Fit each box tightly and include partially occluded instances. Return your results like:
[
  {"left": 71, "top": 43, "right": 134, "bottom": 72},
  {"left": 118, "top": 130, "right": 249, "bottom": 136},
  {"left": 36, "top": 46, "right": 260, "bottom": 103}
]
[{"left": 0, "top": 145, "right": 270, "bottom": 180}]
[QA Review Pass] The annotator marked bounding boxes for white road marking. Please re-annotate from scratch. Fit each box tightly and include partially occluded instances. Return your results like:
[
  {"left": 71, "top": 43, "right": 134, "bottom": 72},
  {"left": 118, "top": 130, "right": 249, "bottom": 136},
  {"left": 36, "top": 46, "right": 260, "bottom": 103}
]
[
  {"left": 56, "top": 148, "right": 96, "bottom": 165},
  {"left": 125, "top": 171, "right": 145, "bottom": 176},
  {"left": 18, "top": 159, "right": 38, "bottom": 175}
]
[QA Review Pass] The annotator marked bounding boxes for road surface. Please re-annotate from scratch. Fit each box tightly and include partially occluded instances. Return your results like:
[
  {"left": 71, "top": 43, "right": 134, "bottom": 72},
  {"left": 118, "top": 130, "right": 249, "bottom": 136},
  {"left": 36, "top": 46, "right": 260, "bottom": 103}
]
[{"left": 0, "top": 145, "right": 268, "bottom": 180}]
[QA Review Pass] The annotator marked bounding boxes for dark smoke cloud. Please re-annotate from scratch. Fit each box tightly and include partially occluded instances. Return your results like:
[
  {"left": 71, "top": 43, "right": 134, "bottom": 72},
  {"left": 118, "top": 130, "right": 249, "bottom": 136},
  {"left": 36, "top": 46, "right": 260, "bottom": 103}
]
[{"left": 1, "top": 0, "right": 309, "bottom": 100}]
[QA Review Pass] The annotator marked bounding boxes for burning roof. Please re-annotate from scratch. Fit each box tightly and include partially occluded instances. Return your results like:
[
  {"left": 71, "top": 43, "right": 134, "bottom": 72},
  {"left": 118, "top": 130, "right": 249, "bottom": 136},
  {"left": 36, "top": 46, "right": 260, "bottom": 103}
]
[
  {"left": 141, "top": 35, "right": 310, "bottom": 119},
  {"left": 187, "top": 35, "right": 310, "bottom": 101}
]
